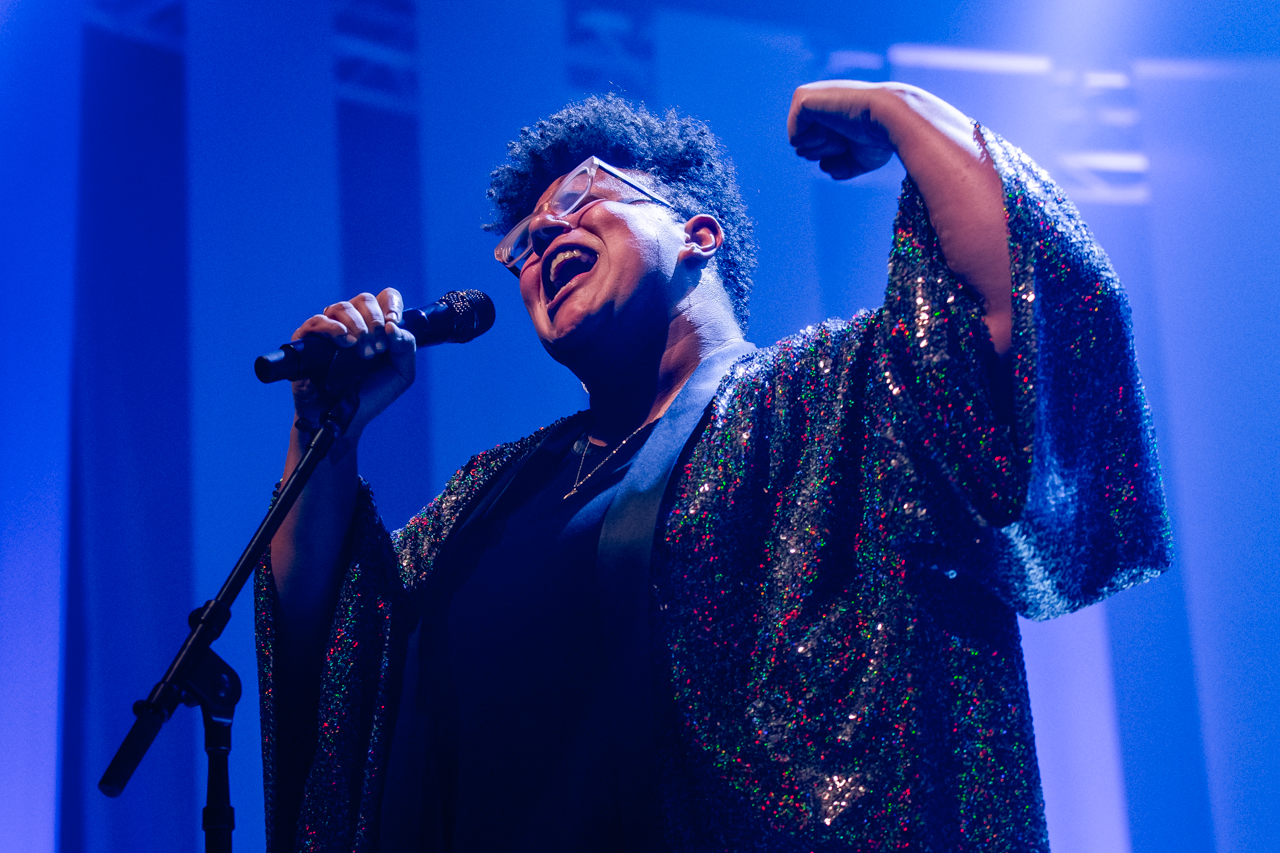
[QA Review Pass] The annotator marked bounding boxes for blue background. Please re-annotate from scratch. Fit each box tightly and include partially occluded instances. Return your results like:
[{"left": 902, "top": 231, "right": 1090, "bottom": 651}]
[{"left": 3, "top": 1, "right": 1278, "bottom": 851}]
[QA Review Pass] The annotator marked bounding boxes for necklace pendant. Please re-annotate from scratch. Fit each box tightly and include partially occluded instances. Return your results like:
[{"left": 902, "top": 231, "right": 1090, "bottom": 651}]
[{"left": 562, "top": 487, "right": 578, "bottom": 500}]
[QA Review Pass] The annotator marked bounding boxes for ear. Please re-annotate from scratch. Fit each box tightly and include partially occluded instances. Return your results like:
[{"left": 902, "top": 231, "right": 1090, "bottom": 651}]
[{"left": 678, "top": 214, "right": 723, "bottom": 268}]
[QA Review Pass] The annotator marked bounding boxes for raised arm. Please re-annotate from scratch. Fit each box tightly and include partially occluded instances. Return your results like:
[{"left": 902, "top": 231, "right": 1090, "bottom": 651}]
[
  {"left": 270, "top": 289, "right": 416, "bottom": 654},
  {"left": 788, "top": 80, "right": 1012, "bottom": 353}
]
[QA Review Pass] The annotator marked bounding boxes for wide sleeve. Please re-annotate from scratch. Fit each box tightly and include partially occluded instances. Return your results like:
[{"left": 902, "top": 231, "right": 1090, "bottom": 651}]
[
  {"left": 255, "top": 479, "right": 414, "bottom": 853},
  {"left": 871, "top": 125, "right": 1172, "bottom": 620},
  {"left": 254, "top": 425, "right": 559, "bottom": 851}
]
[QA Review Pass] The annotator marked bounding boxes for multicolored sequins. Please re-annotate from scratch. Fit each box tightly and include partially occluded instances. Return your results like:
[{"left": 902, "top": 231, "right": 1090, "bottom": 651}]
[{"left": 256, "top": 128, "right": 1171, "bottom": 852}]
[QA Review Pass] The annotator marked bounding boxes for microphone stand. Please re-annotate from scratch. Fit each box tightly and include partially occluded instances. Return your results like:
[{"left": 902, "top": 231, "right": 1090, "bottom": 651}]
[{"left": 99, "top": 392, "right": 359, "bottom": 853}]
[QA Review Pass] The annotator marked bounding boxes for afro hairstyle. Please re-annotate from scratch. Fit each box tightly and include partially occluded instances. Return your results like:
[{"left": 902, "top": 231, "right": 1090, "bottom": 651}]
[{"left": 486, "top": 94, "right": 756, "bottom": 330}]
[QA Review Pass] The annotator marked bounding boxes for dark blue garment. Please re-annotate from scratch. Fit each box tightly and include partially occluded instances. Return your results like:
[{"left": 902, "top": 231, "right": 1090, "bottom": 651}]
[{"left": 411, "top": 424, "right": 655, "bottom": 852}]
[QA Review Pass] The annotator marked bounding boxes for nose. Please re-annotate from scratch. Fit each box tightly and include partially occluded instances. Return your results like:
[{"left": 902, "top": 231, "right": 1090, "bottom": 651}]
[{"left": 528, "top": 211, "right": 571, "bottom": 258}]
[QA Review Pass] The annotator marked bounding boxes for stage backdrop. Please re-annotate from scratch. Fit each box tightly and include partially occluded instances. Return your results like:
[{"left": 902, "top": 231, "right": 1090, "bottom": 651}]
[{"left": 3, "top": 2, "right": 1278, "bottom": 852}]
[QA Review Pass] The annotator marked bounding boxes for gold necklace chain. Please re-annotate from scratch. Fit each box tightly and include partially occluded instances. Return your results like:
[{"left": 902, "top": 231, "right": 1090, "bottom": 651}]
[{"left": 563, "top": 421, "right": 653, "bottom": 499}]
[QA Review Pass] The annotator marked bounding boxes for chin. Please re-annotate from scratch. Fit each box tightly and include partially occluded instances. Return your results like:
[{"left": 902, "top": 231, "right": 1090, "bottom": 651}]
[
  {"left": 540, "top": 325, "right": 599, "bottom": 368},
  {"left": 548, "top": 322, "right": 638, "bottom": 386},
  {"left": 541, "top": 300, "right": 608, "bottom": 348}
]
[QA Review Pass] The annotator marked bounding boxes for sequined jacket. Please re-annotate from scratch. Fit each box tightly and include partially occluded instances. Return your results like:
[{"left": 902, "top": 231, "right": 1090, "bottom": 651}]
[{"left": 256, "top": 129, "right": 1171, "bottom": 852}]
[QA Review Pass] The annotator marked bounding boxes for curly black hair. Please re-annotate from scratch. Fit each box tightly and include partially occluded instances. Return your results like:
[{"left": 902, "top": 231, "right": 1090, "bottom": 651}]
[{"left": 486, "top": 94, "right": 756, "bottom": 330}]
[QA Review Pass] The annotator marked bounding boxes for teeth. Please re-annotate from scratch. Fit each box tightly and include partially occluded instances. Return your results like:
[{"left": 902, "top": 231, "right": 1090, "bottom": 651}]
[{"left": 549, "top": 248, "right": 585, "bottom": 284}]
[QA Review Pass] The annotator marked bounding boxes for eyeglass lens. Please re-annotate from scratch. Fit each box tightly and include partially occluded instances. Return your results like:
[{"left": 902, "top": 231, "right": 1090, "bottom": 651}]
[
  {"left": 553, "top": 167, "right": 594, "bottom": 213},
  {"left": 506, "top": 164, "right": 595, "bottom": 268}
]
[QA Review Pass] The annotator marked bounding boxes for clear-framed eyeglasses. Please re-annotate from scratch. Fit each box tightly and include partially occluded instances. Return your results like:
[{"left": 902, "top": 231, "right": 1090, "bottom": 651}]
[{"left": 494, "top": 156, "right": 673, "bottom": 276}]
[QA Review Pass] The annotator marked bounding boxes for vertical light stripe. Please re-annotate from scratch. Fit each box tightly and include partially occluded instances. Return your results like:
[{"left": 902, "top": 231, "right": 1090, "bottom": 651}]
[
  {"left": 1021, "top": 610, "right": 1133, "bottom": 853},
  {"left": 186, "top": 2, "right": 342, "bottom": 850},
  {"left": 0, "top": 2, "right": 80, "bottom": 851}
]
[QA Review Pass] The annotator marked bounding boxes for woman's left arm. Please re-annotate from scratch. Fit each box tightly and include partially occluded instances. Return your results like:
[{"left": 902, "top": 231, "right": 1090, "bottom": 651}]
[{"left": 788, "top": 80, "right": 1012, "bottom": 353}]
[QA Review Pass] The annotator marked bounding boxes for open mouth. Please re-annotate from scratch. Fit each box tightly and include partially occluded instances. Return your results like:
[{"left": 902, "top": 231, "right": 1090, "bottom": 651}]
[{"left": 544, "top": 245, "right": 599, "bottom": 301}]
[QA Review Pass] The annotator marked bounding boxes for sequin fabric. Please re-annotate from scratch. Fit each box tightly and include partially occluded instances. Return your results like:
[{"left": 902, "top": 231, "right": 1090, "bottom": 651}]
[
  {"left": 255, "top": 427, "right": 562, "bottom": 853},
  {"left": 255, "top": 128, "right": 1171, "bottom": 852}
]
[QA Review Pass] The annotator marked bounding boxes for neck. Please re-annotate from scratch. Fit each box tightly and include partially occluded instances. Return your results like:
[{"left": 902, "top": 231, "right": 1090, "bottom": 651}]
[{"left": 578, "top": 281, "right": 743, "bottom": 445}]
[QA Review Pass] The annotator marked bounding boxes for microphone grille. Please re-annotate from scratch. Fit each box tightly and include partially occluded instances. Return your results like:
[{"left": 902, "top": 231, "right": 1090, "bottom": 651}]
[{"left": 441, "top": 290, "right": 496, "bottom": 342}]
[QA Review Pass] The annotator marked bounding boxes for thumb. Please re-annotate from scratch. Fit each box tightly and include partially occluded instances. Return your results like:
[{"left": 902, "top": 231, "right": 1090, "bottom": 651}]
[{"left": 384, "top": 320, "right": 417, "bottom": 354}]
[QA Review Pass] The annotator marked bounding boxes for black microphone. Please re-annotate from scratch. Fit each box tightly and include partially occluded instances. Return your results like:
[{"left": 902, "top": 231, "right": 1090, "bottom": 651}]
[{"left": 254, "top": 289, "right": 496, "bottom": 385}]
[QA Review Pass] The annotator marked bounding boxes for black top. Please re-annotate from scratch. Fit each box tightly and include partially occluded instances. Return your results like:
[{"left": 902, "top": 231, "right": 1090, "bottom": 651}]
[{"left": 400, "top": 421, "right": 658, "bottom": 852}]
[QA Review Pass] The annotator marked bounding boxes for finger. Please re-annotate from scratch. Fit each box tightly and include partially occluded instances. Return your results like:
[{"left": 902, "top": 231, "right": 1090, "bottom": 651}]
[
  {"left": 794, "top": 136, "right": 851, "bottom": 161},
  {"left": 359, "top": 325, "right": 417, "bottom": 408},
  {"left": 789, "top": 98, "right": 854, "bottom": 145},
  {"left": 324, "top": 300, "right": 371, "bottom": 349},
  {"left": 292, "top": 313, "right": 356, "bottom": 343},
  {"left": 786, "top": 86, "right": 818, "bottom": 140},
  {"left": 787, "top": 109, "right": 811, "bottom": 144},
  {"left": 347, "top": 292, "right": 388, "bottom": 359},
  {"left": 793, "top": 126, "right": 848, "bottom": 155},
  {"left": 377, "top": 287, "right": 404, "bottom": 325},
  {"left": 787, "top": 90, "right": 802, "bottom": 139},
  {"left": 819, "top": 154, "right": 860, "bottom": 181},
  {"left": 789, "top": 122, "right": 830, "bottom": 146},
  {"left": 384, "top": 319, "right": 417, "bottom": 354},
  {"left": 349, "top": 291, "right": 385, "bottom": 327}
]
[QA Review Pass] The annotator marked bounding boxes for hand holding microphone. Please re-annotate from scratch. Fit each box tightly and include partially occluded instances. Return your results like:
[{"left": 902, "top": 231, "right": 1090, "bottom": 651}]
[
  {"left": 256, "top": 289, "right": 495, "bottom": 384},
  {"left": 259, "top": 288, "right": 494, "bottom": 440}
]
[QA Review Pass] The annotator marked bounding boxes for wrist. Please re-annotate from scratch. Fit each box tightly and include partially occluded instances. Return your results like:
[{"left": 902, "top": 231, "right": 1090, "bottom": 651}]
[
  {"left": 293, "top": 414, "right": 364, "bottom": 446},
  {"left": 868, "top": 85, "right": 933, "bottom": 151},
  {"left": 886, "top": 86, "right": 980, "bottom": 164},
  {"left": 288, "top": 418, "right": 361, "bottom": 478}
]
